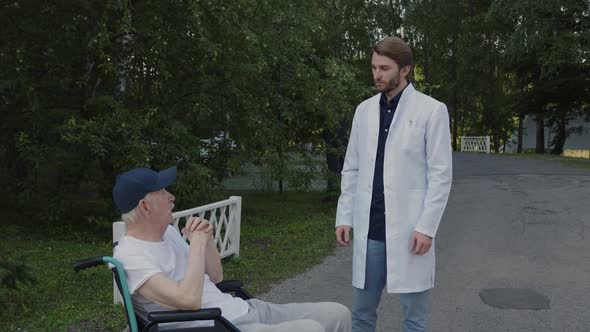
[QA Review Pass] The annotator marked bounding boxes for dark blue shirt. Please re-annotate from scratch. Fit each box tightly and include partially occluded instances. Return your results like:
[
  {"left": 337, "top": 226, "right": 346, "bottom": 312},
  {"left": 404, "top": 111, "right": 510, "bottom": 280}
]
[{"left": 368, "top": 87, "right": 406, "bottom": 241}]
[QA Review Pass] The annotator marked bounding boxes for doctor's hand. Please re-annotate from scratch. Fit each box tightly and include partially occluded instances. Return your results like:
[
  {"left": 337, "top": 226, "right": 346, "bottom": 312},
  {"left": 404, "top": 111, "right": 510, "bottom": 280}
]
[
  {"left": 410, "top": 231, "right": 432, "bottom": 255},
  {"left": 336, "top": 225, "right": 352, "bottom": 247}
]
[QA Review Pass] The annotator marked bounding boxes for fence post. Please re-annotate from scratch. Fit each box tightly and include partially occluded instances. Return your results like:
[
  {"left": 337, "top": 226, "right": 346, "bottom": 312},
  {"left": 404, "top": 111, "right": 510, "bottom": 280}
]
[
  {"left": 112, "top": 221, "right": 126, "bottom": 304},
  {"left": 230, "top": 196, "right": 242, "bottom": 257},
  {"left": 460, "top": 136, "right": 465, "bottom": 152},
  {"left": 486, "top": 136, "right": 491, "bottom": 154}
]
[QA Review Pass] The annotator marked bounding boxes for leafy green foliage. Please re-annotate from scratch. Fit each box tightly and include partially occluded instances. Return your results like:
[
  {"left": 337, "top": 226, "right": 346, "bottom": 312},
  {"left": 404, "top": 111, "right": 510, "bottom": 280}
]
[
  {"left": 0, "top": 0, "right": 586, "bottom": 229},
  {"left": 487, "top": 0, "right": 590, "bottom": 152},
  {"left": 1, "top": 0, "right": 370, "bottom": 229},
  {"left": 0, "top": 256, "right": 37, "bottom": 311}
]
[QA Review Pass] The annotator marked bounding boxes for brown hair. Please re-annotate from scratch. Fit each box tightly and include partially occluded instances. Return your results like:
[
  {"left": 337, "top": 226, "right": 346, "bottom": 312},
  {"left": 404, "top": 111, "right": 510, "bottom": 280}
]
[{"left": 372, "top": 36, "right": 413, "bottom": 78}]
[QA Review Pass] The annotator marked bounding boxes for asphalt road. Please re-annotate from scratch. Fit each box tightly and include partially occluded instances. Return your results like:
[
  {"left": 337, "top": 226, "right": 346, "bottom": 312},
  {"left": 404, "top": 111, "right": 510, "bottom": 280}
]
[{"left": 259, "top": 153, "right": 590, "bottom": 331}]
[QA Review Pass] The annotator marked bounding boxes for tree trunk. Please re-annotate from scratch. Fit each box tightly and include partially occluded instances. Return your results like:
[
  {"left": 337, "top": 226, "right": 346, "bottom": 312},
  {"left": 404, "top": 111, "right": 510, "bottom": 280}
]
[
  {"left": 114, "top": 1, "right": 132, "bottom": 100},
  {"left": 517, "top": 112, "right": 524, "bottom": 153},
  {"left": 452, "top": 107, "right": 458, "bottom": 151},
  {"left": 535, "top": 113, "right": 545, "bottom": 154},
  {"left": 323, "top": 121, "right": 348, "bottom": 192},
  {"left": 424, "top": 36, "right": 430, "bottom": 85},
  {"left": 277, "top": 146, "right": 284, "bottom": 194},
  {"left": 325, "top": 148, "right": 342, "bottom": 192},
  {"left": 550, "top": 109, "right": 567, "bottom": 155},
  {"left": 449, "top": 39, "right": 458, "bottom": 151}
]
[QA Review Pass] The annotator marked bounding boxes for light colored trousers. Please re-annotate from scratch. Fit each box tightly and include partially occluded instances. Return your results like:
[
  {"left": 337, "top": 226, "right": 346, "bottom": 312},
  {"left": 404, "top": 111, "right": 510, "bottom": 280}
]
[{"left": 233, "top": 298, "right": 352, "bottom": 332}]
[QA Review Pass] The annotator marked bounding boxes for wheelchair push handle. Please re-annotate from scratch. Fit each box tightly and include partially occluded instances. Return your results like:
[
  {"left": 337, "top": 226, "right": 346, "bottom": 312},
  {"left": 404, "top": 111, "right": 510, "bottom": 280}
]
[{"left": 73, "top": 256, "right": 105, "bottom": 272}]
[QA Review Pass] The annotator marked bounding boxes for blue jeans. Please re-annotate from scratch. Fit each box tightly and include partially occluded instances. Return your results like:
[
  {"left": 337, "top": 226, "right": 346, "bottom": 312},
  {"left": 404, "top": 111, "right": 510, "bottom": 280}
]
[{"left": 352, "top": 239, "right": 430, "bottom": 332}]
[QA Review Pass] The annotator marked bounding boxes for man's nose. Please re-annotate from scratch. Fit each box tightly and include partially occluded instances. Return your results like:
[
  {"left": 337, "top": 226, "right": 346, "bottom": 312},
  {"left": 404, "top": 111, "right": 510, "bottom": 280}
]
[
  {"left": 166, "top": 190, "right": 175, "bottom": 202},
  {"left": 373, "top": 70, "right": 381, "bottom": 79}
]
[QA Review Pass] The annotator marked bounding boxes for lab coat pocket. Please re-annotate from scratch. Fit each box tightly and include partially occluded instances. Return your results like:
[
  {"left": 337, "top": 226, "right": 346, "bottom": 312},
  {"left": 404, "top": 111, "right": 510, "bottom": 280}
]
[{"left": 401, "top": 124, "right": 425, "bottom": 151}]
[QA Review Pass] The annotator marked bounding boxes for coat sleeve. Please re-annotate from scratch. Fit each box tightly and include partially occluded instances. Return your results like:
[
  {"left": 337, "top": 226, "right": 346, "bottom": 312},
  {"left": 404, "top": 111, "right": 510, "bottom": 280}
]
[
  {"left": 335, "top": 107, "right": 361, "bottom": 228},
  {"left": 414, "top": 103, "right": 453, "bottom": 237}
]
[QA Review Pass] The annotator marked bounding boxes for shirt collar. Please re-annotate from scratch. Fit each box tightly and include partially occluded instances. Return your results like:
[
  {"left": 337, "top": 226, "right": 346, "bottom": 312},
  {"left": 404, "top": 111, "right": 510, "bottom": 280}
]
[{"left": 379, "top": 84, "right": 407, "bottom": 107}]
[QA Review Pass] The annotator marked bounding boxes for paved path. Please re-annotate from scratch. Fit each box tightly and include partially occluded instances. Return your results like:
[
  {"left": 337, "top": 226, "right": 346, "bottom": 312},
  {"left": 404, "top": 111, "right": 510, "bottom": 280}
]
[{"left": 259, "top": 153, "right": 590, "bottom": 331}]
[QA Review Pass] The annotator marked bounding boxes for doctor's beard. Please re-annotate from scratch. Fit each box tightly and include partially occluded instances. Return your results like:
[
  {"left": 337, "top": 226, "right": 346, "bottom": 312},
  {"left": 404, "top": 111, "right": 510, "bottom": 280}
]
[{"left": 374, "top": 73, "right": 401, "bottom": 94}]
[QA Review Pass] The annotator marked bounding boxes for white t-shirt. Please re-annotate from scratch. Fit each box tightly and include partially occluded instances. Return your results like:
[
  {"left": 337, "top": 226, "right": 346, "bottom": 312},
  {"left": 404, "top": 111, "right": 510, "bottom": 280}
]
[{"left": 113, "top": 225, "right": 249, "bottom": 329}]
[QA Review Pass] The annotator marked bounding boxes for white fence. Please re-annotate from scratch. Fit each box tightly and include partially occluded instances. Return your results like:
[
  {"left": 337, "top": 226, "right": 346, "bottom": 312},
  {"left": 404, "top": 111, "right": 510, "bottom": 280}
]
[
  {"left": 460, "top": 136, "right": 491, "bottom": 154},
  {"left": 112, "top": 196, "right": 242, "bottom": 303}
]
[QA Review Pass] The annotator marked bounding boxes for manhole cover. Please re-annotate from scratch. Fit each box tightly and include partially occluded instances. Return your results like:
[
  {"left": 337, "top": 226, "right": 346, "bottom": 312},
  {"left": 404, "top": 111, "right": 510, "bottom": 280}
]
[{"left": 479, "top": 288, "right": 550, "bottom": 310}]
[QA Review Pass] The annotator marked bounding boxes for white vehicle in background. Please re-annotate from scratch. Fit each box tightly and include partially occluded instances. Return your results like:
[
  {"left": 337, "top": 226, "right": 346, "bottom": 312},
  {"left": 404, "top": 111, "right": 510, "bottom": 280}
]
[{"left": 199, "top": 131, "right": 237, "bottom": 159}]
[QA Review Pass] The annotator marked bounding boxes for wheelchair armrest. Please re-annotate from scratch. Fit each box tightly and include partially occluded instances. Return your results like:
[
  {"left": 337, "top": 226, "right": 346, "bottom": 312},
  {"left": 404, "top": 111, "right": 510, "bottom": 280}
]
[
  {"left": 215, "top": 280, "right": 253, "bottom": 300},
  {"left": 215, "top": 280, "right": 243, "bottom": 292},
  {"left": 147, "top": 308, "right": 222, "bottom": 323}
]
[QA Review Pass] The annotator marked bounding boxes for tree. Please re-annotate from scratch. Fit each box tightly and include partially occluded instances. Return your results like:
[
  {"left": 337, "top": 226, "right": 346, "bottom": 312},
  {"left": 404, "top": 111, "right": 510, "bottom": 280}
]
[{"left": 488, "top": 0, "right": 590, "bottom": 154}]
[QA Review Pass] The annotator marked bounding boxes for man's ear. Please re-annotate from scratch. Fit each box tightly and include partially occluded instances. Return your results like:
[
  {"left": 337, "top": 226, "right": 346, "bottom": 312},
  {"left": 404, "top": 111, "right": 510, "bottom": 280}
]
[
  {"left": 400, "top": 65, "right": 411, "bottom": 80},
  {"left": 137, "top": 198, "right": 150, "bottom": 215}
]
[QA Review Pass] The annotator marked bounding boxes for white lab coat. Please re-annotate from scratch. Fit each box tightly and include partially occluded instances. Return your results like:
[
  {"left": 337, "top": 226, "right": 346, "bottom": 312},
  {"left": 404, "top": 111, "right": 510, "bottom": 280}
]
[{"left": 336, "top": 83, "right": 452, "bottom": 293}]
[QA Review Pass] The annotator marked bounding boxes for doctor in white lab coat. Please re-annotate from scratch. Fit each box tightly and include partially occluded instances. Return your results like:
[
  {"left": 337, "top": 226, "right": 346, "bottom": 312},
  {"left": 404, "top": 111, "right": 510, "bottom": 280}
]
[{"left": 335, "top": 36, "right": 452, "bottom": 332}]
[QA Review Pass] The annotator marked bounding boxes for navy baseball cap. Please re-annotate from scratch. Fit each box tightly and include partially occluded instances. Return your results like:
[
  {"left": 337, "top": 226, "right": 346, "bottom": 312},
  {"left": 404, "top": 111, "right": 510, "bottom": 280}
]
[{"left": 112, "top": 166, "right": 177, "bottom": 213}]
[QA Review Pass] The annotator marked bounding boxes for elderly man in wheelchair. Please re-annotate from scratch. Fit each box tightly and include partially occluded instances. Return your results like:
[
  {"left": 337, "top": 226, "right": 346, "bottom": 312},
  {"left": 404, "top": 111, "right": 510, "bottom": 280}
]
[{"left": 105, "top": 166, "right": 351, "bottom": 332}]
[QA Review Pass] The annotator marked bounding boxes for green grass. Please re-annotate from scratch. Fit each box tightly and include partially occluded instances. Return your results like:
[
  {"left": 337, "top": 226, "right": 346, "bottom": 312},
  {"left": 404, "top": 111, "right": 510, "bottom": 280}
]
[
  {"left": 500, "top": 151, "right": 590, "bottom": 170},
  {"left": 0, "top": 192, "right": 339, "bottom": 331}
]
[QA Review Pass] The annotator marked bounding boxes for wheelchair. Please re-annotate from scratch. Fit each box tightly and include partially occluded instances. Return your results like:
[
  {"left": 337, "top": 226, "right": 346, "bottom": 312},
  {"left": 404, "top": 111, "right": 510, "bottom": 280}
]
[{"left": 73, "top": 256, "right": 253, "bottom": 332}]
